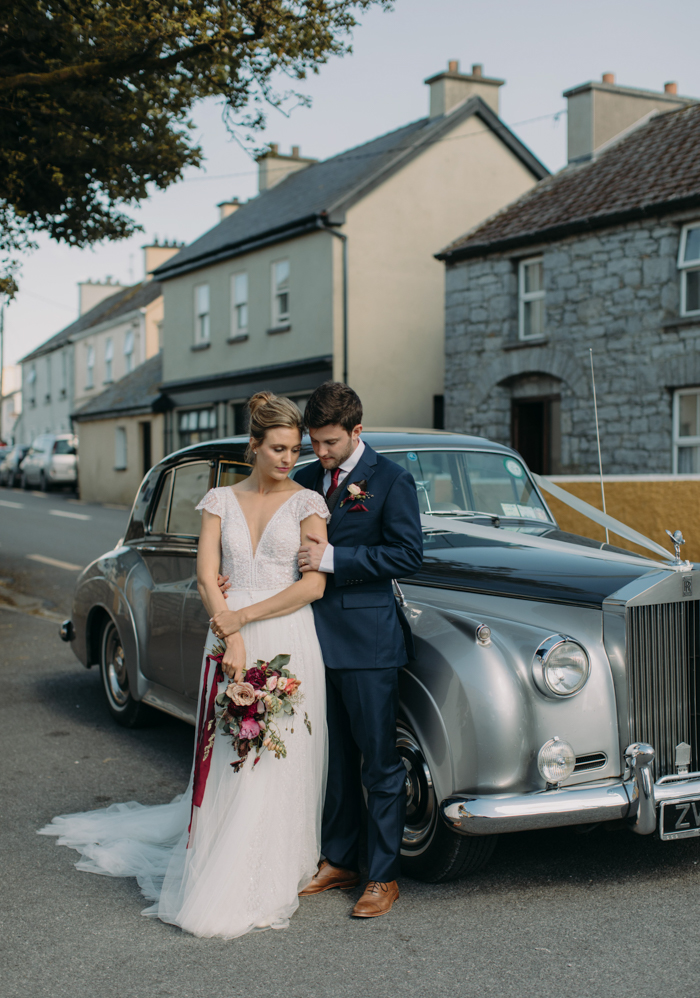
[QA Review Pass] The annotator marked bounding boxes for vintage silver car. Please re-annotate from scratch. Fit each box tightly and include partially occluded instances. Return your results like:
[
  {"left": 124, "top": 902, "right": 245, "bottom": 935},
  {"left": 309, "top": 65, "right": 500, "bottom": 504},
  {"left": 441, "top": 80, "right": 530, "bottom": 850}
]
[{"left": 60, "top": 430, "right": 700, "bottom": 882}]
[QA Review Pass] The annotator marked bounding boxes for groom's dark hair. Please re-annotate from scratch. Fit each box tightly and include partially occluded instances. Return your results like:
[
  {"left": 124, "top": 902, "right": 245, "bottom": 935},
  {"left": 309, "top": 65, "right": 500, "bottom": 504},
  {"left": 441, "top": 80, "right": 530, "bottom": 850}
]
[{"left": 304, "top": 381, "right": 363, "bottom": 432}]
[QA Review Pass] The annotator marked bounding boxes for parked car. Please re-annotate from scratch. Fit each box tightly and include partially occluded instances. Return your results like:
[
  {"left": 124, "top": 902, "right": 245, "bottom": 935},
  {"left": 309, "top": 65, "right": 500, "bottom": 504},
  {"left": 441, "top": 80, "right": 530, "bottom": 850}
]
[
  {"left": 20, "top": 433, "right": 78, "bottom": 491},
  {"left": 60, "top": 431, "right": 700, "bottom": 882},
  {"left": 0, "top": 444, "right": 30, "bottom": 487}
]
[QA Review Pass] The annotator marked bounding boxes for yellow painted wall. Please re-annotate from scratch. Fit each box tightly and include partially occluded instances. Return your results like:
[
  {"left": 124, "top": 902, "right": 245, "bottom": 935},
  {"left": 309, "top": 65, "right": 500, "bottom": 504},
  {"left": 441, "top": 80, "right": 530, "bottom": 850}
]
[
  {"left": 76, "top": 414, "right": 164, "bottom": 506},
  {"left": 546, "top": 476, "right": 700, "bottom": 563}
]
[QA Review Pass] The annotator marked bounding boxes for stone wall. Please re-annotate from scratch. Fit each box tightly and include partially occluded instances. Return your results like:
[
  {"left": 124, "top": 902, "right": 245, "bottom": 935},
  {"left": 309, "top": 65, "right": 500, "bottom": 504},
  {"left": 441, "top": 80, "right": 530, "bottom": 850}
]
[{"left": 444, "top": 213, "right": 700, "bottom": 473}]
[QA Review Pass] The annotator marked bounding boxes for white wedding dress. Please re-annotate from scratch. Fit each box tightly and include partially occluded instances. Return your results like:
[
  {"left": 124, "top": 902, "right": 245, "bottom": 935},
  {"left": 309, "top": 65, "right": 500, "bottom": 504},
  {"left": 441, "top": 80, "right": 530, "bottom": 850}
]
[{"left": 39, "top": 486, "right": 329, "bottom": 939}]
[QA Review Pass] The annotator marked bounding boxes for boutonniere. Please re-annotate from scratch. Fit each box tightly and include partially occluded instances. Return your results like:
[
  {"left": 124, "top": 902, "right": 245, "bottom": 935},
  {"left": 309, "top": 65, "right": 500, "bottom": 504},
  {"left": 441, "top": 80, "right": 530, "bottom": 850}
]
[{"left": 340, "top": 479, "right": 374, "bottom": 511}]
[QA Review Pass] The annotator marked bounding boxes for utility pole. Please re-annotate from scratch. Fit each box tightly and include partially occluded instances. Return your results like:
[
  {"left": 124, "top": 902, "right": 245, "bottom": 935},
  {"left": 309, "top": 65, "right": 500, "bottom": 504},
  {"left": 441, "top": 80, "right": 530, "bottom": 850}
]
[{"left": 0, "top": 300, "right": 4, "bottom": 445}]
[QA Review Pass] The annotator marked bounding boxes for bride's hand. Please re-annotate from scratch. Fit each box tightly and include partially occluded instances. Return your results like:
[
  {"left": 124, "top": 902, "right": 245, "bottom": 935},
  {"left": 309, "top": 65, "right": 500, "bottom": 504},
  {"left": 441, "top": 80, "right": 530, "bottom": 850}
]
[
  {"left": 221, "top": 633, "right": 245, "bottom": 681},
  {"left": 210, "top": 609, "right": 243, "bottom": 640}
]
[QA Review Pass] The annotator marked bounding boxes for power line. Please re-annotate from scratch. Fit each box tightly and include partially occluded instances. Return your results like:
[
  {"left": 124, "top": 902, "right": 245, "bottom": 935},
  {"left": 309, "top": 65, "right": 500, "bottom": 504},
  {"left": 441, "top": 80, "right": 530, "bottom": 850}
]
[{"left": 179, "top": 108, "right": 567, "bottom": 184}]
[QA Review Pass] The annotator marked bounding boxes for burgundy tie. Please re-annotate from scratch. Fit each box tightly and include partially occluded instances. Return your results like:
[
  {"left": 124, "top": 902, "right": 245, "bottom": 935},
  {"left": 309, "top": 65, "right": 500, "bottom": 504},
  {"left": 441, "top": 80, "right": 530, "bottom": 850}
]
[{"left": 326, "top": 467, "right": 341, "bottom": 500}]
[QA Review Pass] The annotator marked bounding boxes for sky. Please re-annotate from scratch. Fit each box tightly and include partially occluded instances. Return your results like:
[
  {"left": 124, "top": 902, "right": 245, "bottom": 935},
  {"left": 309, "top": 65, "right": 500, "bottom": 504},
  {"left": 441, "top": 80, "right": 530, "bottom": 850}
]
[{"left": 5, "top": 0, "right": 700, "bottom": 367}]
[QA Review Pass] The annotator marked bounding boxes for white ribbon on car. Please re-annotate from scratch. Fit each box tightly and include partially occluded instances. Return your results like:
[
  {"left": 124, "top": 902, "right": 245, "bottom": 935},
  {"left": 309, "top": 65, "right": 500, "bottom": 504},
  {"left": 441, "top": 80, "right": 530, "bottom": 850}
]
[{"left": 532, "top": 473, "right": 673, "bottom": 563}]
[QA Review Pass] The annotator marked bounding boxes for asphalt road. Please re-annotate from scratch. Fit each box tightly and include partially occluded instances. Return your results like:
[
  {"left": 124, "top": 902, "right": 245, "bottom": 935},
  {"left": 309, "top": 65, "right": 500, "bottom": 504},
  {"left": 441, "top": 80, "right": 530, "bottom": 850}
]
[{"left": 1, "top": 490, "right": 700, "bottom": 997}]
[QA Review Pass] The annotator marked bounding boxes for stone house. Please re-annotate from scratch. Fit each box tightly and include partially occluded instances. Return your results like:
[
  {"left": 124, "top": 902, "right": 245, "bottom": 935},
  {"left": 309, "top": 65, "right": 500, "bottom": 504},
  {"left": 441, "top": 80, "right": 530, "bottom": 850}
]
[
  {"left": 15, "top": 243, "right": 179, "bottom": 447},
  {"left": 153, "top": 61, "right": 548, "bottom": 450},
  {"left": 437, "top": 75, "right": 700, "bottom": 476}
]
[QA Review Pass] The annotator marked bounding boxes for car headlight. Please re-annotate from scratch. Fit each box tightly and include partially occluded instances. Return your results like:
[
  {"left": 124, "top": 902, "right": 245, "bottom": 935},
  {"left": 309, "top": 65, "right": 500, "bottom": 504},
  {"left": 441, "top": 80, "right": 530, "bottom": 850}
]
[
  {"left": 532, "top": 634, "right": 590, "bottom": 698},
  {"left": 537, "top": 737, "right": 576, "bottom": 785}
]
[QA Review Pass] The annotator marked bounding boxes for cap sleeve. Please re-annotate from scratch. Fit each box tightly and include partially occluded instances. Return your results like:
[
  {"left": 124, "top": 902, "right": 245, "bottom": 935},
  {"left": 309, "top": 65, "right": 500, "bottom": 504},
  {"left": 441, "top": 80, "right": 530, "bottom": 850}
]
[
  {"left": 297, "top": 489, "right": 330, "bottom": 522},
  {"left": 196, "top": 488, "right": 223, "bottom": 518}
]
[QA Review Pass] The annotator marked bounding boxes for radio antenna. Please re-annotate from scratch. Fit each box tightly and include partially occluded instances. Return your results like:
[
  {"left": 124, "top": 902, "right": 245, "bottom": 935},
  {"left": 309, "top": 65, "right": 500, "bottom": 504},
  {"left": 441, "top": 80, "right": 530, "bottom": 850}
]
[{"left": 589, "top": 348, "right": 609, "bottom": 545}]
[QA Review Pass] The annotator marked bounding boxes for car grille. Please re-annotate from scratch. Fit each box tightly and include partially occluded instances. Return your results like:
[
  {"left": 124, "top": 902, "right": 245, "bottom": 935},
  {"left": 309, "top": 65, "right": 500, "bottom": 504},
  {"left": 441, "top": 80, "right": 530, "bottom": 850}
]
[
  {"left": 626, "top": 601, "right": 700, "bottom": 777},
  {"left": 574, "top": 752, "right": 607, "bottom": 773}
]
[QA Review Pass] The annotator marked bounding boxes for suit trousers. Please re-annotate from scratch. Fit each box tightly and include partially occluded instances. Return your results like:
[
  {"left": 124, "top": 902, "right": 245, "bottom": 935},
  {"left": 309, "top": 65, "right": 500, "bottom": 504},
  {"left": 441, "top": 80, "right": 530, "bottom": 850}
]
[{"left": 322, "top": 667, "right": 406, "bottom": 883}]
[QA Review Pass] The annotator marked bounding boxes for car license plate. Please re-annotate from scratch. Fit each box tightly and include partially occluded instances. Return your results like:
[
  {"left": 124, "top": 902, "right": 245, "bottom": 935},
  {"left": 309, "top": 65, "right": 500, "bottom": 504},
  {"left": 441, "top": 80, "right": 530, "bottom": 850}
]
[{"left": 659, "top": 798, "right": 700, "bottom": 840}]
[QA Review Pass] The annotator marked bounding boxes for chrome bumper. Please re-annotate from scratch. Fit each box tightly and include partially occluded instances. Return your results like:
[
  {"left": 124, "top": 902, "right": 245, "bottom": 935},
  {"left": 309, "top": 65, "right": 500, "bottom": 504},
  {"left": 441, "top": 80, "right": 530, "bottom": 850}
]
[{"left": 440, "top": 743, "right": 700, "bottom": 837}]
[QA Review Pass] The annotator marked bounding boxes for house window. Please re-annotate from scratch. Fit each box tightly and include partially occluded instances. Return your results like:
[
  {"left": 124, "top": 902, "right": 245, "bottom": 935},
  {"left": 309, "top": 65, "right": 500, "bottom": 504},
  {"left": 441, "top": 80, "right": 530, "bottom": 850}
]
[
  {"left": 27, "top": 365, "right": 36, "bottom": 407},
  {"left": 86, "top": 346, "right": 95, "bottom": 389},
  {"left": 104, "top": 338, "right": 114, "bottom": 383},
  {"left": 124, "top": 330, "right": 135, "bottom": 373},
  {"left": 272, "top": 260, "right": 290, "bottom": 326},
  {"left": 178, "top": 408, "right": 217, "bottom": 447},
  {"left": 232, "top": 273, "right": 248, "bottom": 334},
  {"left": 518, "top": 257, "right": 545, "bottom": 340},
  {"left": 114, "top": 426, "right": 127, "bottom": 470},
  {"left": 673, "top": 388, "right": 700, "bottom": 472},
  {"left": 678, "top": 224, "right": 700, "bottom": 316},
  {"left": 194, "top": 284, "right": 211, "bottom": 344}
]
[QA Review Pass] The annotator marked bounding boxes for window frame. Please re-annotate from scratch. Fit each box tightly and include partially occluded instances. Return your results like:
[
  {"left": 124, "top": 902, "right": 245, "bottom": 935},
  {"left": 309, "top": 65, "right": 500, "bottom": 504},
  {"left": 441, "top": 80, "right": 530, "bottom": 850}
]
[
  {"left": 85, "top": 345, "right": 95, "bottom": 389},
  {"left": 194, "top": 283, "right": 211, "bottom": 344},
  {"left": 517, "top": 256, "right": 546, "bottom": 341},
  {"left": 231, "top": 272, "right": 249, "bottom": 335},
  {"left": 271, "top": 259, "right": 290, "bottom": 327},
  {"left": 114, "top": 425, "right": 127, "bottom": 470},
  {"left": 672, "top": 387, "right": 700, "bottom": 473},
  {"left": 124, "top": 329, "right": 135, "bottom": 373},
  {"left": 677, "top": 223, "right": 700, "bottom": 317},
  {"left": 104, "top": 337, "right": 114, "bottom": 384}
]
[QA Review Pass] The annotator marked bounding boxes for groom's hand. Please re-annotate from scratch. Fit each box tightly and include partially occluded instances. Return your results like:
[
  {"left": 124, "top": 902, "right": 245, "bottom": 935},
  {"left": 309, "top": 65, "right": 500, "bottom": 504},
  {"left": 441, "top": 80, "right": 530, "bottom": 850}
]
[
  {"left": 216, "top": 573, "right": 231, "bottom": 594},
  {"left": 298, "top": 533, "right": 327, "bottom": 573}
]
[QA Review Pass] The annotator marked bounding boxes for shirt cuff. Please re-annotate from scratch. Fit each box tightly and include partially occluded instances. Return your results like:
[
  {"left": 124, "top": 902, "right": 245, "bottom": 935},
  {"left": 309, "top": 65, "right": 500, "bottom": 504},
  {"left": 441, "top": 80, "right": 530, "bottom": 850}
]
[{"left": 319, "top": 543, "right": 334, "bottom": 573}]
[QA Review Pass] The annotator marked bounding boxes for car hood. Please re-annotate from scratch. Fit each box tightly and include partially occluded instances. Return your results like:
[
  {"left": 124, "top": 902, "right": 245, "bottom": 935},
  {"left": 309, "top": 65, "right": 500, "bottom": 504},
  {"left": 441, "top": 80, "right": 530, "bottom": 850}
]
[{"left": 406, "top": 519, "right": 667, "bottom": 608}]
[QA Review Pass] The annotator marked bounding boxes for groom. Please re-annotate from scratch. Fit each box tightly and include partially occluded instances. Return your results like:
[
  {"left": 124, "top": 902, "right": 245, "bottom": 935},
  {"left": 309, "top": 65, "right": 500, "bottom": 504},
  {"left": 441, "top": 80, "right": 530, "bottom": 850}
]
[{"left": 294, "top": 382, "right": 423, "bottom": 918}]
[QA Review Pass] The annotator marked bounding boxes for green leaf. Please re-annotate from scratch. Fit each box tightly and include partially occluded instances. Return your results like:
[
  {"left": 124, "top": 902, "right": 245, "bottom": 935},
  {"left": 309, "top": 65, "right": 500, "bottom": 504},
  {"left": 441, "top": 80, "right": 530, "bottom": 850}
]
[{"left": 269, "top": 654, "right": 291, "bottom": 671}]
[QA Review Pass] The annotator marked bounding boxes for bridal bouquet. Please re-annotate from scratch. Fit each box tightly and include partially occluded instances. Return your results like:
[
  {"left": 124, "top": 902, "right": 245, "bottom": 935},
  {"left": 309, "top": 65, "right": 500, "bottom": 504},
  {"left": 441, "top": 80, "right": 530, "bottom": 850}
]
[{"left": 214, "top": 652, "right": 310, "bottom": 772}]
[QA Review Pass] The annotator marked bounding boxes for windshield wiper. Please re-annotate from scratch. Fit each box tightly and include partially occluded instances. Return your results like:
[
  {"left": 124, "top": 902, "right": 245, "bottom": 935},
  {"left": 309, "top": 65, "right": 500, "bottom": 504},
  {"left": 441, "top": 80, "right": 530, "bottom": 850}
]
[{"left": 424, "top": 510, "right": 501, "bottom": 526}]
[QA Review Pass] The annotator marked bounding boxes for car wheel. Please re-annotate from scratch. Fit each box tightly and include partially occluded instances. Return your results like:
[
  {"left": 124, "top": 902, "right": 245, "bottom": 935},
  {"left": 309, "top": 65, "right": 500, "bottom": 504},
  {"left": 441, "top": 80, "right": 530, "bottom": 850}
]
[
  {"left": 99, "top": 619, "right": 153, "bottom": 728},
  {"left": 21, "top": 472, "right": 29, "bottom": 490},
  {"left": 39, "top": 471, "right": 51, "bottom": 492},
  {"left": 398, "top": 726, "right": 497, "bottom": 882}
]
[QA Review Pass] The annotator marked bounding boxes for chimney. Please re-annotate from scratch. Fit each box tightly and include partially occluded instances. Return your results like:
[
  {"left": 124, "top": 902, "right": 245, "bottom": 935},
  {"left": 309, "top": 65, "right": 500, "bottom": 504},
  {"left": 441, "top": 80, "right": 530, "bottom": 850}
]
[
  {"left": 217, "top": 197, "right": 243, "bottom": 220},
  {"left": 78, "top": 278, "right": 128, "bottom": 316},
  {"left": 142, "top": 239, "right": 186, "bottom": 279},
  {"left": 257, "top": 144, "right": 317, "bottom": 192},
  {"left": 424, "top": 60, "right": 505, "bottom": 118},
  {"left": 564, "top": 73, "right": 695, "bottom": 163}
]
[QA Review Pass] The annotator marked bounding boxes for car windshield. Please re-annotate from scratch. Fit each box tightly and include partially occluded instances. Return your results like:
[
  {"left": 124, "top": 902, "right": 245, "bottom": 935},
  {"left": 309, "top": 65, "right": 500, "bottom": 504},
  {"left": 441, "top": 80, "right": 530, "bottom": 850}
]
[{"left": 382, "top": 450, "right": 552, "bottom": 522}]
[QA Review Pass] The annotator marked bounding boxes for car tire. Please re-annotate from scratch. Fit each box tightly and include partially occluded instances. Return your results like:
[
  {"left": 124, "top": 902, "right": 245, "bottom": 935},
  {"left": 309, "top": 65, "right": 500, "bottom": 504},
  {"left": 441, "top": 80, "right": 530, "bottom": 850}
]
[
  {"left": 40, "top": 471, "right": 51, "bottom": 492},
  {"left": 21, "top": 472, "right": 29, "bottom": 490},
  {"left": 398, "top": 726, "right": 497, "bottom": 883},
  {"left": 99, "top": 619, "right": 154, "bottom": 728}
]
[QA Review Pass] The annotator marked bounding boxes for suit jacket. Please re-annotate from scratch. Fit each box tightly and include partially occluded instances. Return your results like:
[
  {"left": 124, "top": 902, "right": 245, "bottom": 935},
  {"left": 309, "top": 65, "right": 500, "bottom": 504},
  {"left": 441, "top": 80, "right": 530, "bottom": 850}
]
[{"left": 295, "top": 443, "right": 423, "bottom": 670}]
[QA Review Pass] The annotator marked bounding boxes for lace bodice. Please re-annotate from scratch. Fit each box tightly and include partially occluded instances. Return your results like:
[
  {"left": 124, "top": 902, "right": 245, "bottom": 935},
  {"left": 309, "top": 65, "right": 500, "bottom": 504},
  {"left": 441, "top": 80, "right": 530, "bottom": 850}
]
[{"left": 196, "top": 487, "right": 329, "bottom": 591}]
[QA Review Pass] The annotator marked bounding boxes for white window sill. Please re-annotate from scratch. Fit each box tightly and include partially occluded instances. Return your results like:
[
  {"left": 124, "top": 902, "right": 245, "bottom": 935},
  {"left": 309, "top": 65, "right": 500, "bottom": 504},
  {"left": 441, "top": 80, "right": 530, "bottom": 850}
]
[
  {"left": 191, "top": 342, "right": 211, "bottom": 352},
  {"left": 267, "top": 324, "right": 291, "bottom": 336},
  {"left": 505, "top": 337, "right": 548, "bottom": 351},
  {"left": 227, "top": 333, "right": 249, "bottom": 344}
]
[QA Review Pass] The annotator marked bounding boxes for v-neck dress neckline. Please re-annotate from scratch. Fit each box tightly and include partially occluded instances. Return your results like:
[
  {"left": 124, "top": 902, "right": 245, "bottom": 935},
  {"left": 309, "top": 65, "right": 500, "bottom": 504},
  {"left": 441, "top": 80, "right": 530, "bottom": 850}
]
[{"left": 229, "top": 488, "right": 301, "bottom": 560}]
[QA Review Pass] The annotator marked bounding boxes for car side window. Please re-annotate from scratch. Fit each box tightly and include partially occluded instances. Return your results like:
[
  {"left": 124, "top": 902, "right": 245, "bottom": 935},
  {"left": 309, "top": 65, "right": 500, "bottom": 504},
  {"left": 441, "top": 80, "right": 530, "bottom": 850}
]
[
  {"left": 168, "top": 462, "right": 212, "bottom": 536},
  {"left": 217, "top": 461, "right": 251, "bottom": 487},
  {"left": 150, "top": 470, "right": 173, "bottom": 535}
]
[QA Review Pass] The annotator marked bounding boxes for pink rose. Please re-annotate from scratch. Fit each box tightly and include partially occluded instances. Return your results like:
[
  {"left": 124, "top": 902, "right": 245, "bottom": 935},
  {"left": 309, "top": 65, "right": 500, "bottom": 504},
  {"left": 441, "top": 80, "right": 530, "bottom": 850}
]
[
  {"left": 347, "top": 483, "right": 362, "bottom": 496},
  {"left": 227, "top": 682, "right": 256, "bottom": 706},
  {"left": 265, "top": 675, "right": 278, "bottom": 691},
  {"left": 276, "top": 677, "right": 288, "bottom": 691},
  {"left": 239, "top": 718, "right": 260, "bottom": 740}
]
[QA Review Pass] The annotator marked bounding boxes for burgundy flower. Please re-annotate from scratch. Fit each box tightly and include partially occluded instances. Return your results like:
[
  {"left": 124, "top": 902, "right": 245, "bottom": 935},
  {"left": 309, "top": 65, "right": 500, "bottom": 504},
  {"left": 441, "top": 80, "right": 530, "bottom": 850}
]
[{"left": 245, "top": 667, "right": 267, "bottom": 690}]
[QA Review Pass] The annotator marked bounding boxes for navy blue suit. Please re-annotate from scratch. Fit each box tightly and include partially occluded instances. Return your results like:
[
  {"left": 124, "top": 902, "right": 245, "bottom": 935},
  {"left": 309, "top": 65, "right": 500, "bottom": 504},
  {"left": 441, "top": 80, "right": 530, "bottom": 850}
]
[{"left": 295, "top": 444, "right": 423, "bottom": 881}]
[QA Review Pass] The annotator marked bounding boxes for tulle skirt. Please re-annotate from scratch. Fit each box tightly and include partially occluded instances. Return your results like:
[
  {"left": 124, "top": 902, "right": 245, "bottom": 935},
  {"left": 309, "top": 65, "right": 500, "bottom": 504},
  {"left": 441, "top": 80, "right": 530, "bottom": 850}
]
[{"left": 38, "top": 589, "right": 328, "bottom": 939}]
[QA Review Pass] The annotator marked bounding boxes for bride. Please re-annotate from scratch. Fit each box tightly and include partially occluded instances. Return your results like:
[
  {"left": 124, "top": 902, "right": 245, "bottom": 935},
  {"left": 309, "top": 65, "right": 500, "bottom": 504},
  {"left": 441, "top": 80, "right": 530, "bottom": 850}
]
[{"left": 39, "top": 392, "right": 330, "bottom": 939}]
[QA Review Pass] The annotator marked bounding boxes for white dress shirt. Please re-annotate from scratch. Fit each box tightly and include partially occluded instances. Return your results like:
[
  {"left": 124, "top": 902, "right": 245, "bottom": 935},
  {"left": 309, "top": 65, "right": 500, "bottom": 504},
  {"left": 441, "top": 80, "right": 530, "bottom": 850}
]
[{"left": 318, "top": 439, "right": 365, "bottom": 573}]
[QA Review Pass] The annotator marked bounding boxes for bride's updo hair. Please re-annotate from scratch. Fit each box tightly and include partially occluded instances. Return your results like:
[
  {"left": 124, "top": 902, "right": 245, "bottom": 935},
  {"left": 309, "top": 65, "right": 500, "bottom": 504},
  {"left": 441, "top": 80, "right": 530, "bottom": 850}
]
[{"left": 245, "top": 392, "right": 303, "bottom": 463}]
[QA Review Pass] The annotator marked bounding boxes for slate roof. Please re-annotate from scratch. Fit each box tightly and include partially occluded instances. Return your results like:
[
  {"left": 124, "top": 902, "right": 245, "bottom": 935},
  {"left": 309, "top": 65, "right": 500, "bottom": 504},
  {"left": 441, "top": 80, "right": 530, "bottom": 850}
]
[
  {"left": 438, "top": 103, "right": 700, "bottom": 262},
  {"left": 154, "top": 97, "right": 549, "bottom": 281},
  {"left": 20, "top": 280, "right": 163, "bottom": 363},
  {"left": 72, "top": 352, "right": 165, "bottom": 421}
]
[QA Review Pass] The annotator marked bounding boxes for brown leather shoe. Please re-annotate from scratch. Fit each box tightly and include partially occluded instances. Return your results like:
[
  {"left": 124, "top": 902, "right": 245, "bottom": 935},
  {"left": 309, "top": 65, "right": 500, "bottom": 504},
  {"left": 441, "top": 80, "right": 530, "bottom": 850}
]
[
  {"left": 298, "top": 860, "right": 361, "bottom": 896},
  {"left": 351, "top": 880, "right": 399, "bottom": 918}
]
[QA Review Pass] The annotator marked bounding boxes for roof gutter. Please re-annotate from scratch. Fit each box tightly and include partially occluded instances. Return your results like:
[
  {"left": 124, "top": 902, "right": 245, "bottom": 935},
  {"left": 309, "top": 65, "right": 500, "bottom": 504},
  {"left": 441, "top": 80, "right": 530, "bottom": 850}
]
[
  {"left": 316, "top": 217, "right": 348, "bottom": 384},
  {"left": 437, "top": 192, "right": 700, "bottom": 263}
]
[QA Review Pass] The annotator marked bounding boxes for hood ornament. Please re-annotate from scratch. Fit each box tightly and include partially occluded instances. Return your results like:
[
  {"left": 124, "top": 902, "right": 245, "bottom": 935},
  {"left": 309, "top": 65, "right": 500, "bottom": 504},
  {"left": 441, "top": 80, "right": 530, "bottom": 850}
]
[{"left": 666, "top": 529, "right": 689, "bottom": 566}]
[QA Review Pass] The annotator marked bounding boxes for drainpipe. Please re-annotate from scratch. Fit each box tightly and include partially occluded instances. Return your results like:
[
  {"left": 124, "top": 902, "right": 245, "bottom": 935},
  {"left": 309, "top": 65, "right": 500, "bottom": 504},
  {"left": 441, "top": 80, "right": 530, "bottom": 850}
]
[{"left": 317, "top": 219, "right": 348, "bottom": 384}]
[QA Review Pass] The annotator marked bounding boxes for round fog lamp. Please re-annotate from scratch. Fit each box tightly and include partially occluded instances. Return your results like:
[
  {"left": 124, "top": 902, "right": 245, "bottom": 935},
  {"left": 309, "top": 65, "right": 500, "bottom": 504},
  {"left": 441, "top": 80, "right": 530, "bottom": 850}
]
[
  {"left": 533, "top": 635, "right": 590, "bottom": 698},
  {"left": 538, "top": 736, "right": 576, "bottom": 785}
]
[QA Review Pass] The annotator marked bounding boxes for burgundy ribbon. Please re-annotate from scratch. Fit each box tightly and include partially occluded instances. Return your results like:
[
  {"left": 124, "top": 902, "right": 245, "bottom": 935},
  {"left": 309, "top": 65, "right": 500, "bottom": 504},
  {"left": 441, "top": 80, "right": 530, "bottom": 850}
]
[{"left": 189, "top": 653, "right": 224, "bottom": 834}]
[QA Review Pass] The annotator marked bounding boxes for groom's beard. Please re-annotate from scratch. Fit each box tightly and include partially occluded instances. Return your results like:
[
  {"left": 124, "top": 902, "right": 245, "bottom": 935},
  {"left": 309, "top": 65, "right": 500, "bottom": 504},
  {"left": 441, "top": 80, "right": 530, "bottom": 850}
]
[{"left": 323, "top": 439, "right": 357, "bottom": 471}]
